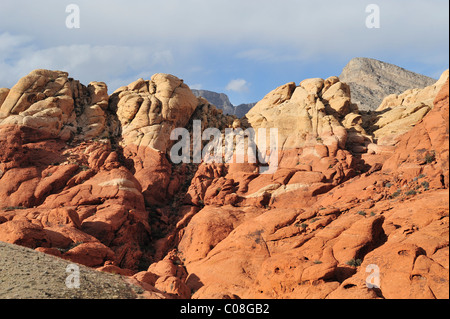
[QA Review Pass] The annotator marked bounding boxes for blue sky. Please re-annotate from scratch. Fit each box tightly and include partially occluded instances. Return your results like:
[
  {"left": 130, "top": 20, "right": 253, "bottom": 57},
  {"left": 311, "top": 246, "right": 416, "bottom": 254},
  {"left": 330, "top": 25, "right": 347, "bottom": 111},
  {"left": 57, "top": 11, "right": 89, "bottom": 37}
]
[{"left": 0, "top": 0, "right": 448, "bottom": 105}]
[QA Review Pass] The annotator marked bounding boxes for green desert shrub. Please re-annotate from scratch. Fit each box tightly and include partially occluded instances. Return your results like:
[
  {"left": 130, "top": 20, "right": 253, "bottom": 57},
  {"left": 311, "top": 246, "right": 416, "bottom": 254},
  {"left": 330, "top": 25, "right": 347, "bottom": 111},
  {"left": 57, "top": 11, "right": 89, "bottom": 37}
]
[{"left": 346, "top": 258, "right": 362, "bottom": 267}]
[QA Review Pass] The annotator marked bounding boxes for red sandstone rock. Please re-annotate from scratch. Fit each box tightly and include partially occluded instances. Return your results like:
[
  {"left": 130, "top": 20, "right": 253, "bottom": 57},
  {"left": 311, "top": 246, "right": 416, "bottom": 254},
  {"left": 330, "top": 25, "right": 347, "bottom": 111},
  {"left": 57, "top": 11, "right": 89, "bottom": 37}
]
[
  {"left": 62, "top": 241, "right": 115, "bottom": 267},
  {"left": 0, "top": 220, "right": 50, "bottom": 249},
  {"left": 132, "top": 271, "right": 159, "bottom": 286},
  {"left": 383, "top": 79, "right": 449, "bottom": 188},
  {"left": 0, "top": 70, "right": 448, "bottom": 300}
]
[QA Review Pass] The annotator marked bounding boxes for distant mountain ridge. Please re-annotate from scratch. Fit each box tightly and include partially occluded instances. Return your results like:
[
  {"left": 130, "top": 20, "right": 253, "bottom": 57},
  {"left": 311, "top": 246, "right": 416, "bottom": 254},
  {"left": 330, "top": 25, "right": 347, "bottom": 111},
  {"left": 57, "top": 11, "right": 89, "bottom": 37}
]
[
  {"left": 193, "top": 58, "right": 437, "bottom": 115},
  {"left": 191, "top": 89, "right": 255, "bottom": 118},
  {"left": 339, "top": 57, "right": 437, "bottom": 111}
]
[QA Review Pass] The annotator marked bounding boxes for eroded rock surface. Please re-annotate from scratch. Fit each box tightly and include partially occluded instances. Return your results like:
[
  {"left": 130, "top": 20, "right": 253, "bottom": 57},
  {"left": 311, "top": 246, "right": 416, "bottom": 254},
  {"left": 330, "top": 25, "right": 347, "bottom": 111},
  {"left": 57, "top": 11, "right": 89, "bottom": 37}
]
[{"left": 0, "top": 67, "right": 448, "bottom": 299}]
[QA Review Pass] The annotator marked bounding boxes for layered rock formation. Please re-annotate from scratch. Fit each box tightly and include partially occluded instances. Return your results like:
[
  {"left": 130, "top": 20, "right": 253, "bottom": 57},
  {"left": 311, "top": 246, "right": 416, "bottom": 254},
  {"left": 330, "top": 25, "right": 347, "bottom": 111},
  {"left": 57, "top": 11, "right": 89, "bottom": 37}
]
[
  {"left": 114, "top": 75, "right": 199, "bottom": 152},
  {"left": 0, "top": 66, "right": 448, "bottom": 299},
  {"left": 245, "top": 76, "right": 356, "bottom": 150},
  {"left": 174, "top": 74, "right": 449, "bottom": 299},
  {"left": 367, "top": 70, "right": 449, "bottom": 146},
  {"left": 0, "top": 70, "right": 111, "bottom": 142}
]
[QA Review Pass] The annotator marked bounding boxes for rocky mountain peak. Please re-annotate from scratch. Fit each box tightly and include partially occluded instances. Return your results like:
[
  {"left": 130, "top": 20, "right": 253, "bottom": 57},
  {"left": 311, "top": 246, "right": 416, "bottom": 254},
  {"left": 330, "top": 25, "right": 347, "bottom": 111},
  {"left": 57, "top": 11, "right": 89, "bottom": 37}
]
[
  {"left": 340, "top": 57, "right": 437, "bottom": 111},
  {"left": 191, "top": 90, "right": 234, "bottom": 114},
  {"left": 191, "top": 89, "right": 256, "bottom": 118}
]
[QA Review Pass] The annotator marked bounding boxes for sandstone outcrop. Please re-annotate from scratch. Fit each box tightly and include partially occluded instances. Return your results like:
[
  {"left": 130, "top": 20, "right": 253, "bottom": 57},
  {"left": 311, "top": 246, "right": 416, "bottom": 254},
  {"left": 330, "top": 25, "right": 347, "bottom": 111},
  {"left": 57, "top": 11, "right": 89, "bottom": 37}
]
[
  {"left": 0, "top": 71, "right": 201, "bottom": 272},
  {"left": 245, "top": 77, "right": 353, "bottom": 152},
  {"left": 112, "top": 74, "right": 198, "bottom": 152},
  {"left": 0, "top": 70, "right": 112, "bottom": 143},
  {"left": 368, "top": 70, "right": 449, "bottom": 146},
  {"left": 0, "top": 66, "right": 448, "bottom": 300},
  {"left": 162, "top": 77, "right": 450, "bottom": 299}
]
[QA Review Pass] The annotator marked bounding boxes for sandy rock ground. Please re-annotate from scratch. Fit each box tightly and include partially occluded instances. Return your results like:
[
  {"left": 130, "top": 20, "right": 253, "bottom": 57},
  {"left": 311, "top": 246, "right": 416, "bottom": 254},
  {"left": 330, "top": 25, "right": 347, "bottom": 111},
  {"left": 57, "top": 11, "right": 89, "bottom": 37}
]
[{"left": 0, "top": 241, "right": 142, "bottom": 299}]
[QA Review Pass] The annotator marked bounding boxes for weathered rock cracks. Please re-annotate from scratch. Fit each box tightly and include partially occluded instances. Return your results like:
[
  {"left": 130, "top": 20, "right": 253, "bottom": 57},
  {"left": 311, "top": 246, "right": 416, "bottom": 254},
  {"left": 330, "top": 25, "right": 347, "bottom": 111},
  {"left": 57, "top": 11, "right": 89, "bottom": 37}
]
[{"left": 0, "top": 68, "right": 448, "bottom": 299}]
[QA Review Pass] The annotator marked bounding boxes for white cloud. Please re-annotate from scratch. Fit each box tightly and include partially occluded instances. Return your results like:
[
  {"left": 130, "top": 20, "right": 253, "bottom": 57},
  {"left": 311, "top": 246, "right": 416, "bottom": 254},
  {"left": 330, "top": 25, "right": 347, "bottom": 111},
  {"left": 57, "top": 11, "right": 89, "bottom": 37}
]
[
  {"left": 189, "top": 83, "right": 203, "bottom": 90},
  {"left": 0, "top": 32, "right": 174, "bottom": 90},
  {"left": 226, "top": 79, "right": 250, "bottom": 93},
  {"left": 1, "top": 1, "right": 447, "bottom": 54},
  {"left": 0, "top": 32, "right": 31, "bottom": 56},
  {"left": 0, "top": 0, "right": 447, "bottom": 94}
]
